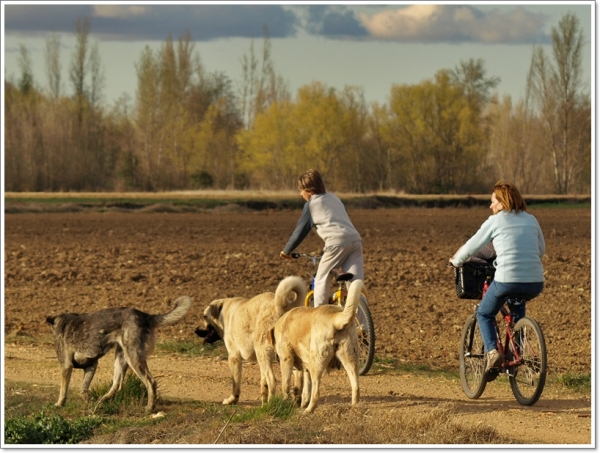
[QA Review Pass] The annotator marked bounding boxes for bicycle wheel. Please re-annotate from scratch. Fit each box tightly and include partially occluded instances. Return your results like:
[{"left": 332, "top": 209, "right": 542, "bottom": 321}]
[
  {"left": 355, "top": 295, "right": 375, "bottom": 376},
  {"left": 459, "top": 314, "right": 487, "bottom": 399},
  {"left": 509, "top": 316, "right": 547, "bottom": 406}
]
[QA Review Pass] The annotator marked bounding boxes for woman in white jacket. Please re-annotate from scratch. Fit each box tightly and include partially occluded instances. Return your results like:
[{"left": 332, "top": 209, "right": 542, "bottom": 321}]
[
  {"left": 450, "top": 180, "right": 545, "bottom": 372},
  {"left": 280, "top": 169, "right": 364, "bottom": 307}
]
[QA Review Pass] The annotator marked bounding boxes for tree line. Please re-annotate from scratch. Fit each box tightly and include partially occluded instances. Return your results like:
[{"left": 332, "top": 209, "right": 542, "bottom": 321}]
[{"left": 4, "top": 14, "right": 590, "bottom": 194}]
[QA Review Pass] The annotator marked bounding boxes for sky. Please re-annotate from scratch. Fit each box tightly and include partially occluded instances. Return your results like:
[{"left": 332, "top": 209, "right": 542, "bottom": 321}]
[{"left": 1, "top": 2, "right": 595, "bottom": 108}]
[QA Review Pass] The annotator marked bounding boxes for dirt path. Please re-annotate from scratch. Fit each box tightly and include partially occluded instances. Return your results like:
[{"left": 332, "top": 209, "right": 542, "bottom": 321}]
[{"left": 4, "top": 342, "right": 592, "bottom": 445}]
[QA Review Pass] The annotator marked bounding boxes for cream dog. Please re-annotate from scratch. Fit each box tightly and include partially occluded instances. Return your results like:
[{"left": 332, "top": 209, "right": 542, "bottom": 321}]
[
  {"left": 199, "top": 275, "right": 306, "bottom": 405},
  {"left": 269, "top": 279, "right": 363, "bottom": 413}
]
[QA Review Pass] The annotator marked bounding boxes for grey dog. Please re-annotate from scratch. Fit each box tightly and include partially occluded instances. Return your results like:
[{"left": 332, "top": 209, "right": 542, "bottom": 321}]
[{"left": 46, "top": 296, "right": 192, "bottom": 413}]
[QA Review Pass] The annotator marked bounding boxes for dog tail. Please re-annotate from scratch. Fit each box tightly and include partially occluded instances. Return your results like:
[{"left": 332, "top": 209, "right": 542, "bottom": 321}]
[
  {"left": 333, "top": 279, "right": 364, "bottom": 330},
  {"left": 152, "top": 296, "right": 192, "bottom": 327},
  {"left": 274, "top": 275, "right": 307, "bottom": 310}
]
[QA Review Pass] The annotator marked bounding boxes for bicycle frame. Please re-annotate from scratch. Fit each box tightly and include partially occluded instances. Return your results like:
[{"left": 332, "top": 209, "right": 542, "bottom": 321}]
[
  {"left": 292, "top": 252, "right": 359, "bottom": 306},
  {"left": 495, "top": 304, "right": 522, "bottom": 372}
]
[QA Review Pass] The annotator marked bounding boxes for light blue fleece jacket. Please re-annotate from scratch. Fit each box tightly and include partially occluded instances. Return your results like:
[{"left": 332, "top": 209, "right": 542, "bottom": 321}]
[
  {"left": 283, "top": 193, "right": 361, "bottom": 254},
  {"left": 451, "top": 210, "right": 545, "bottom": 283}
]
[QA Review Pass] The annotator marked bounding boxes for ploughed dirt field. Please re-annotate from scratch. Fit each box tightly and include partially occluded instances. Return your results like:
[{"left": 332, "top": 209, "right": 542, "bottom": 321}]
[{"left": 3, "top": 206, "right": 592, "bottom": 445}]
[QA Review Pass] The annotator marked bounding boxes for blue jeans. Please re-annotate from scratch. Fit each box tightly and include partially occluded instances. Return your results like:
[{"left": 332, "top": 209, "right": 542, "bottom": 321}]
[{"left": 476, "top": 281, "right": 544, "bottom": 353}]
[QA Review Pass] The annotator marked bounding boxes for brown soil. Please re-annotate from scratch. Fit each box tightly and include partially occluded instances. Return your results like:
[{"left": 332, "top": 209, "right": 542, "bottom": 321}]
[{"left": 3, "top": 207, "right": 592, "bottom": 445}]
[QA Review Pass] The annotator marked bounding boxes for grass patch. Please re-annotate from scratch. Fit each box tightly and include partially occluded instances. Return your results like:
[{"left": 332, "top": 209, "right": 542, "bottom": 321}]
[
  {"left": 556, "top": 373, "right": 591, "bottom": 392},
  {"left": 4, "top": 411, "right": 104, "bottom": 444},
  {"left": 5, "top": 191, "right": 590, "bottom": 214},
  {"left": 89, "top": 374, "right": 149, "bottom": 416},
  {"left": 371, "top": 356, "right": 459, "bottom": 379},
  {"left": 156, "top": 339, "right": 226, "bottom": 357},
  {"left": 232, "top": 396, "right": 298, "bottom": 423}
]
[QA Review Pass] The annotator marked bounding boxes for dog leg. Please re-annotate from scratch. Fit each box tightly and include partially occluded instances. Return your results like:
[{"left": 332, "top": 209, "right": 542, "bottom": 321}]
[
  {"left": 223, "top": 354, "right": 241, "bottom": 405},
  {"left": 279, "top": 356, "right": 295, "bottom": 403},
  {"left": 56, "top": 366, "right": 73, "bottom": 406},
  {"left": 257, "top": 349, "right": 277, "bottom": 404},
  {"left": 337, "top": 347, "right": 360, "bottom": 406},
  {"left": 304, "top": 365, "right": 325, "bottom": 414},
  {"left": 292, "top": 368, "right": 303, "bottom": 406},
  {"left": 122, "top": 348, "right": 158, "bottom": 413},
  {"left": 300, "top": 367, "right": 311, "bottom": 409},
  {"left": 94, "top": 349, "right": 129, "bottom": 410},
  {"left": 80, "top": 362, "right": 98, "bottom": 403}
]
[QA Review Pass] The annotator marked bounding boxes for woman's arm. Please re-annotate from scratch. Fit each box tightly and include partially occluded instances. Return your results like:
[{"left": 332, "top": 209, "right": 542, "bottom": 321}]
[
  {"left": 282, "top": 203, "right": 314, "bottom": 255},
  {"left": 451, "top": 216, "right": 496, "bottom": 267}
]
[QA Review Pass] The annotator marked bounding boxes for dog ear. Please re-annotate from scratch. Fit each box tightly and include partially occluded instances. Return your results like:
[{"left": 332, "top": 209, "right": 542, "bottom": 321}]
[
  {"left": 205, "top": 300, "right": 225, "bottom": 336},
  {"left": 46, "top": 316, "right": 56, "bottom": 326}
]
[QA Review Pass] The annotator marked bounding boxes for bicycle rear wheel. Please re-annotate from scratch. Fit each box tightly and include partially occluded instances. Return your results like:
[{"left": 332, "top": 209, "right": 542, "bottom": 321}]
[
  {"left": 356, "top": 295, "right": 375, "bottom": 376},
  {"left": 459, "top": 314, "right": 487, "bottom": 399},
  {"left": 509, "top": 316, "right": 547, "bottom": 406}
]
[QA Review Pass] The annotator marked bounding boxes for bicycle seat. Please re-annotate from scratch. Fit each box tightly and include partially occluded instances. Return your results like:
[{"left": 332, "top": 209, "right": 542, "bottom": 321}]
[{"left": 331, "top": 269, "right": 353, "bottom": 282}]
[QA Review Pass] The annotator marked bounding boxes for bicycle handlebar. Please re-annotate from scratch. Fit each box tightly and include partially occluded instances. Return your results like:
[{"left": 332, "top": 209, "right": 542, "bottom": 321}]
[{"left": 290, "top": 252, "right": 322, "bottom": 260}]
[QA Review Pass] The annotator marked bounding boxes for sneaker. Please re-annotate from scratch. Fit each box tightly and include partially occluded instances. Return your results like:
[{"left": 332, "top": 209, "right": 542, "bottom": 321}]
[{"left": 486, "top": 349, "right": 503, "bottom": 371}]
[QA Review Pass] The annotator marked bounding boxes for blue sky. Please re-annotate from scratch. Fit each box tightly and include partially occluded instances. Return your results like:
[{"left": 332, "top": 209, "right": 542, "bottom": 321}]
[{"left": 2, "top": 2, "right": 595, "bottom": 107}]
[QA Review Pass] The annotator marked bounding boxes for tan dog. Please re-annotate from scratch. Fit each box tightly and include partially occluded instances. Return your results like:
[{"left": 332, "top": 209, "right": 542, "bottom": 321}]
[
  {"left": 199, "top": 275, "right": 306, "bottom": 405},
  {"left": 46, "top": 296, "right": 192, "bottom": 413},
  {"left": 269, "top": 279, "right": 363, "bottom": 413}
]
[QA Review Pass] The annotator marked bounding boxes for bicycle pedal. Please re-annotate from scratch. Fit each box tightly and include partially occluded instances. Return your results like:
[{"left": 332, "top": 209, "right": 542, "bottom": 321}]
[{"left": 485, "top": 369, "right": 499, "bottom": 382}]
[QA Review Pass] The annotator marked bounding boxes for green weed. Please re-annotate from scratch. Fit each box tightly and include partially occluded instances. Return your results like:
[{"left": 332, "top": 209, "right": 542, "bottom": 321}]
[
  {"left": 89, "top": 374, "right": 148, "bottom": 415},
  {"left": 233, "top": 396, "right": 298, "bottom": 423},
  {"left": 557, "top": 373, "right": 591, "bottom": 392},
  {"left": 156, "top": 339, "right": 225, "bottom": 357},
  {"left": 4, "top": 411, "right": 103, "bottom": 444}
]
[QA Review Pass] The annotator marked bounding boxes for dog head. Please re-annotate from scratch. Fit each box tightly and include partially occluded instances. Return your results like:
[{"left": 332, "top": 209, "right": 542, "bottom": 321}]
[
  {"left": 197, "top": 299, "right": 226, "bottom": 342},
  {"left": 194, "top": 324, "right": 222, "bottom": 344},
  {"left": 46, "top": 313, "right": 78, "bottom": 337}
]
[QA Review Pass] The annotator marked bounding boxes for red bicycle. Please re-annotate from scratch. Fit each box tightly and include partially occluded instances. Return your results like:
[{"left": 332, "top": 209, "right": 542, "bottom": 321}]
[{"left": 455, "top": 262, "right": 547, "bottom": 406}]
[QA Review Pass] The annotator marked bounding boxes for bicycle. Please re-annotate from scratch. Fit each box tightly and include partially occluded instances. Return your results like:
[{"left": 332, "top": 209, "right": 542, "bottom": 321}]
[
  {"left": 289, "top": 252, "right": 375, "bottom": 376},
  {"left": 455, "top": 262, "right": 547, "bottom": 406}
]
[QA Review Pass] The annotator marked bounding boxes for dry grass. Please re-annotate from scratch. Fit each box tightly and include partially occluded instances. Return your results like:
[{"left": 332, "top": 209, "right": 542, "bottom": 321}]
[{"left": 82, "top": 401, "right": 508, "bottom": 445}]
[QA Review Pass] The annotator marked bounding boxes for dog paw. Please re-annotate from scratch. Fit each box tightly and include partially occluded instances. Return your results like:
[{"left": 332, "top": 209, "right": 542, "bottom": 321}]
[{"left": 222, "top": 396, "right": 238, "bottom": 405}]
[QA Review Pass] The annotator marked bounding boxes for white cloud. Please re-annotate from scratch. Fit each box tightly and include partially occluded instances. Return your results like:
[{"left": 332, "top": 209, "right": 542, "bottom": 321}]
[
  {"left": 93, "top": 5, "right": 150, "bottom": 19},
  {"left": 358, "top": 5, "right": 548, "bottom": 44}
]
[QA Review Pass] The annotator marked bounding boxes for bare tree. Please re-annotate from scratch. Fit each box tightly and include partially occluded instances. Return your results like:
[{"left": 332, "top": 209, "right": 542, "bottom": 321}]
[
  {"left": 17, "top": 44, "right": 34, "bottom": 94},
  {"left": 88, "top": 42, "right": 104, "bottom": 108},
  {"left": 526, "top": 12, "right": 588, "bottom": 194},
  {"left": 70, "top": 17, "right": 90, "bottom": 100},
  {"left": 44, "top": 32, "right": 62, "bottom": 99}
]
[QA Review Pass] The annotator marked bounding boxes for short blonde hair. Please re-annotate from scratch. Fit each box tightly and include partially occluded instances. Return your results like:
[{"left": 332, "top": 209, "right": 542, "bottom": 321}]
[
  {"left": 493, "top": 180, "right": 527, "bottom": 213},
  {"left": 297, "top": 169, "right": 326, "bottom": 195}
]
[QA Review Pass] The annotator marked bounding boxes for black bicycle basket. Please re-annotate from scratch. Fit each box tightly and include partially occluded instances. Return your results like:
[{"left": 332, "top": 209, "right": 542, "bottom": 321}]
[{"left": 454, "top": 261, "right": 496, "bottom": 299}]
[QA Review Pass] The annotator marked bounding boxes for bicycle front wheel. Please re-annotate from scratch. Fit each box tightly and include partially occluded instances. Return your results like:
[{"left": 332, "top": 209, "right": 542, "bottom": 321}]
[
  {"left": 459, "top": 314, "right": 487, "bottom": 399},
  {"left": 356, "top": 295, "right": 375, "bottom": 376},
  {"left": 509, "top": 316, "right": 547, "bottom": 406}
]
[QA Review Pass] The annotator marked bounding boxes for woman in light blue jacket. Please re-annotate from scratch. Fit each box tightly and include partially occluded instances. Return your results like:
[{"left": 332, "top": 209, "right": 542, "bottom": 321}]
[{"left": 450, "top": 180, "right": 545, "bottom": 372}]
